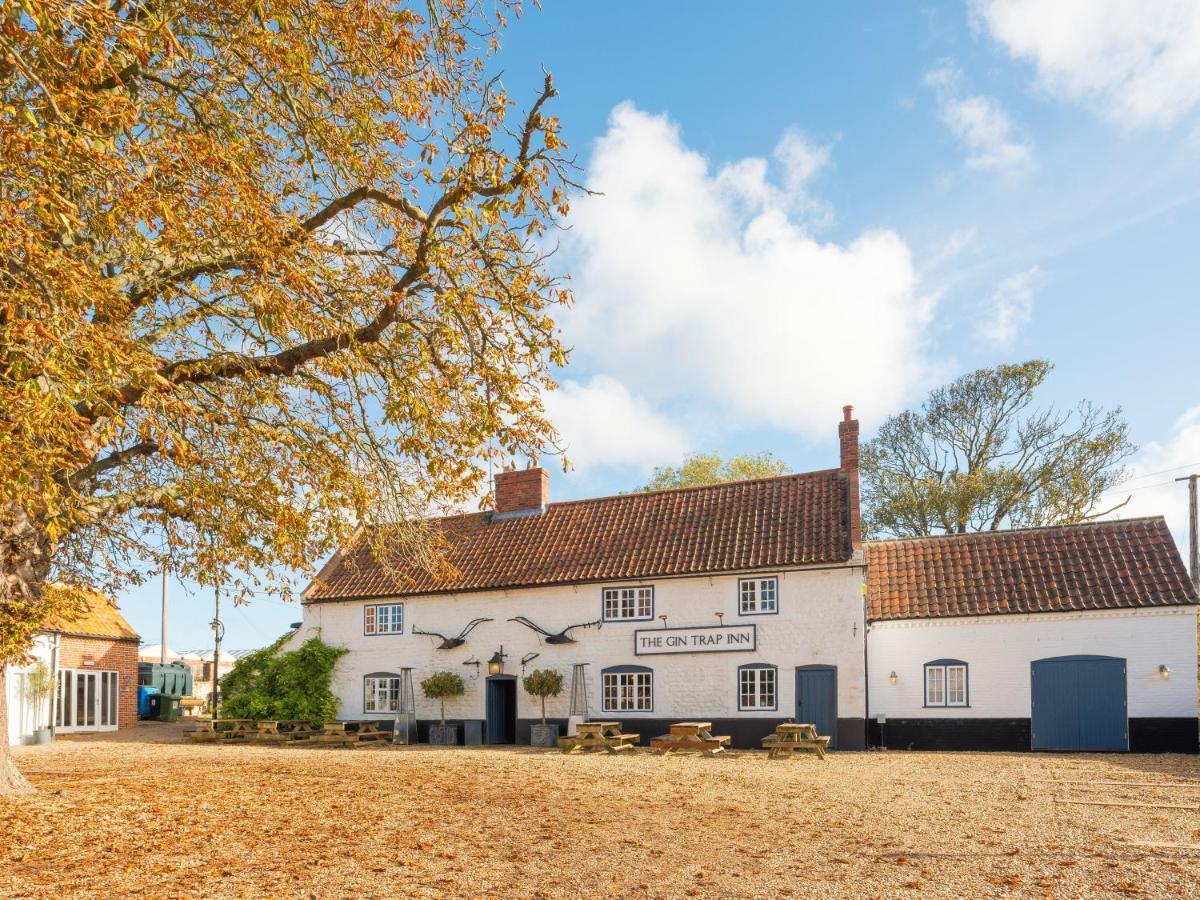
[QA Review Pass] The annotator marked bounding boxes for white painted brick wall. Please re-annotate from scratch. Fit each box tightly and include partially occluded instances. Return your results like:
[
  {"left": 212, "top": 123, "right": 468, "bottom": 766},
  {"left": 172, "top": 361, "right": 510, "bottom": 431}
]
[
  {"left": 292, "top": 563, "right": 867, "bottom": 722},
  {"left": 867, "top": 607, "right": 1198, "bottom": 719}
]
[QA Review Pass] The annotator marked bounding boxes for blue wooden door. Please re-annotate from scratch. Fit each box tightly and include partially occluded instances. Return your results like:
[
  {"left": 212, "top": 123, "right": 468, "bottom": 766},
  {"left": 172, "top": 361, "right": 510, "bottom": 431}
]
[
  {"left": 485, "top": 677, "right": 516, "bottom": 744},
  {"left": 795, "top": 666, "right": 837, "bottom": 749},
  {"left": 1031, "top": 655, "right": 1127, "bottom": 751}
]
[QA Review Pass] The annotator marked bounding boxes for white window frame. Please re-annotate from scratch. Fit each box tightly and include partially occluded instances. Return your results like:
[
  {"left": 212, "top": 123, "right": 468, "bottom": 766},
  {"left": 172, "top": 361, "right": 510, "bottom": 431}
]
[
  {"left": 601, "top": 668, "right": 653, "bottom": 712},
  {"left": 738, "top": 664, "right": 777, "bottom": 711},
  {"left": 363, "top": 674, "right": 401, "bottom": 713},
  {"left": 364, "top": 602, "right": 404, "bottom": 635},
  {"left": 601, "top": 586, "right": 654, "bottom": 622},
  {"left": 55, "top": 668, "right": 119, "bottom": 733},
  {"left": 738, "top": 576, "right": 779, "bottom": 615},
  {"left": 924, "top": 660, "right": 968, "bottom": 708}
]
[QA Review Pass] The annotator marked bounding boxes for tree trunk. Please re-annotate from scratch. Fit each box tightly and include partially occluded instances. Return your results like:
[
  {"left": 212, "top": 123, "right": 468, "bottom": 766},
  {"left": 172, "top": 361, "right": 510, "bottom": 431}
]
[
  {"left": 2, "top": 501, "right": 55, "bottom": 796},
  {"left": 0, "top": 668, "right": 35, "bottom": 795}
]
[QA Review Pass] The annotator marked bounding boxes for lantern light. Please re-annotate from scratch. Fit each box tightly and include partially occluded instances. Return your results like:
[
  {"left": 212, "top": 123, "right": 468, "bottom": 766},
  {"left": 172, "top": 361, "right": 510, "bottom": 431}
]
[
  {"left": 488, "top": 646, "right": 507, "bottom": 675},
  {"left": 888, "top": 671, "right": 898, "bottom": 686}
]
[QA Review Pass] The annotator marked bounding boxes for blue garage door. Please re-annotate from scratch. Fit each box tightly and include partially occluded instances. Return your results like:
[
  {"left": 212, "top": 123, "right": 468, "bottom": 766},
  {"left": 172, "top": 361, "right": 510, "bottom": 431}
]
[{"left": 1031, "top": 655, "right": 1127, "bottom": 751}]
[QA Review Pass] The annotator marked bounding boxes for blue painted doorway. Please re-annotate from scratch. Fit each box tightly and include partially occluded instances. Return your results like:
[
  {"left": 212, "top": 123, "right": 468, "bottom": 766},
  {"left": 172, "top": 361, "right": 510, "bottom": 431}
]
[
  {"left": 795, "top": 665, "right": 837, "bottom": 749},
  {"left": 485, "top": 676, "right": 517, "bottom": 744},
  {"left": 1031, "top": 655, "right": 1127, "bottom": 751}
]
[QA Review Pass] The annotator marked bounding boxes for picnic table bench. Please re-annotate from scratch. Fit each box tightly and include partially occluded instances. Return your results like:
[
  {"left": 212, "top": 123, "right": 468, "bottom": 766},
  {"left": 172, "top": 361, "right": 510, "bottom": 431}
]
[
  {"left": 650, "top": 721, "right": 731, "bottom": 756},
  {"left": 558, "top": 721, "right": 640, "bottom": 754},
  {"left": 179, "top": 698, "right": 207, "bottom": 717},
  {"left": 184, "top": 719, "right": 258, "bottom": 742},
  {"left": 184, "top": 718, "right": 362, "bottom": 748},
  {"left": 349, "top": 721, "right": 389, "bottom": 742},
  {"left": 761, "top": 722, "right": 830, "bottom": 760}
]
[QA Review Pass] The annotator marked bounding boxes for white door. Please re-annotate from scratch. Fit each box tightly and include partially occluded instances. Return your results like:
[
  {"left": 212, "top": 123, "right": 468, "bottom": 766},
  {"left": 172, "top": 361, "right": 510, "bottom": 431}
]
[{"left": 56, "top": 669, "right": 119, "bottom": 732}]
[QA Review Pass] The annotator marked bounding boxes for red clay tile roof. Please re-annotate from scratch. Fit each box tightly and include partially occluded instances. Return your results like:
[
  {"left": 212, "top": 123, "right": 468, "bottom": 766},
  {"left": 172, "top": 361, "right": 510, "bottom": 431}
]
[
  {"left": 865, "top": 517, "right": 1199, "bottom": 621},
  {"left": 41, "top": 585, "right": 141, "bottom": 641},
  {"left": 305, "top": 470, "right": 853, "bottom": 601}
]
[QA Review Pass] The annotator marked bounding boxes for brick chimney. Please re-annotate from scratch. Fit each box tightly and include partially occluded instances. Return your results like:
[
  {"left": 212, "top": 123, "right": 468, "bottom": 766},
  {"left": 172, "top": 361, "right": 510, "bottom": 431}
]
[
  {"left": 838, "top": 405, "right": 862, "bottom": 552},
  {"left": 494, "top": 465, "right": 550, "bottom": 517}
]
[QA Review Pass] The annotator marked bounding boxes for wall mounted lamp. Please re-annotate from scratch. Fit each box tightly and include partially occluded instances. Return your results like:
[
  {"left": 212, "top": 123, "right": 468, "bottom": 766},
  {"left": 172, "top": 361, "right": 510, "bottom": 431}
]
[
  {"left": 715, "top": 612, "right": 724, "bottom": 625},
  {"left": 659, "top": 614, "right": 669, "bottom": 628},
  {"left": 488, "top": 646, "right": 507, "bottom": 676},
  {"left": 520, "top": 651, "right": 540, "bottom": 674},
  {"left": 888, "top": 671, "right": 898, "bottom": 685},
  {"left": 1159, "top": 664, "right": 1172, "bottom": 680}
]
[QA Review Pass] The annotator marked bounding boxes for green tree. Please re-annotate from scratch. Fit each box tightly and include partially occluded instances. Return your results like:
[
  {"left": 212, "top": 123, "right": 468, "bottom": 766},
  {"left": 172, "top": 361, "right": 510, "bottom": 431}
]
[
  {"left": 522, "top": 668, "right": 564, "bottom": 724},
  {"left": 420, "top": 671, "right": 465, "bottom": 725},
  {"left": 861, "top": 360, "right": 1134, "bottom": 538},
  {"left": 636, "top": 452, "right": 789, "bottom": 493}
]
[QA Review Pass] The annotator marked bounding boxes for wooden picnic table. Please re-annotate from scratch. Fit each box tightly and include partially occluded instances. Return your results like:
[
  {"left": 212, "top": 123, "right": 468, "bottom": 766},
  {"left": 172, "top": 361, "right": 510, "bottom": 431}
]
[
  {"left": 650, "top": 721, "right": 731, "bottom": 756},
  {"left": 185, "top": 718, "right": 360, "bottom": 747},
  {"left": 348, "top": 721, "right": 389, "bottom": 741},
  {"left": 558, "top": 720, "right": 640, "bottom": 754},
  {"left": 761, "top": 722, "right": 830, "bottom": 760},
  {"left": 184, "top": 718, "right": 257, "bottom": 742}
]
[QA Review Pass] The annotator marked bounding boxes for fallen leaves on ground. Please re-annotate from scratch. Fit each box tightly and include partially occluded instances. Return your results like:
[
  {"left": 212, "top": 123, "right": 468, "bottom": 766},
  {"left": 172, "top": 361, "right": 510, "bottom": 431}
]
[{"left": 3, "top": 726, "right": 1199, "bottom": 898}]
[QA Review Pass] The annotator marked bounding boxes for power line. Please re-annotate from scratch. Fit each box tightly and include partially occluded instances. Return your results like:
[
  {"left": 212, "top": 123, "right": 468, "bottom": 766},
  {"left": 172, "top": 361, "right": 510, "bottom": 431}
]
[{"left": 1121, "top": 461, "right": 1200, "bottom": 484}]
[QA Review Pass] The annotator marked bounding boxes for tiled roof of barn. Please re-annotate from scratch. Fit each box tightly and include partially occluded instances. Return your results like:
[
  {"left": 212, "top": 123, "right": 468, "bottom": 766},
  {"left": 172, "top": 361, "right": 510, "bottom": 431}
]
[
  {"left": 865, "top": 517, "right": 1198, "bottom": 621},
  {"left": 304, "top": 469, "right": 853, "bottom": 601}
]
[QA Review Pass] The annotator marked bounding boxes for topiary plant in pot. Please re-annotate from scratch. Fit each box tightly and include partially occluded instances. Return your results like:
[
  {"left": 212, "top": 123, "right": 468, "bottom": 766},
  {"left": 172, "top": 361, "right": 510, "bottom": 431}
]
[
  {"left": 421, "top": 671, "right": 465, "bottom": 746},
  {"left": 25, "top": 660, "right": 56, "bottom": 745},
  {"left": 523, "top": 668, "right": 564, "bottom": 747}
]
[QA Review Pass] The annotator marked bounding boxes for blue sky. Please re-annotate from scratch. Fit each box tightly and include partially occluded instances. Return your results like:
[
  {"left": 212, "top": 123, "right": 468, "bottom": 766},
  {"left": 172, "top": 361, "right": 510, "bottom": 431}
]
[{"left": 123, "top": 1, "right": 1200, "bottom": 652}]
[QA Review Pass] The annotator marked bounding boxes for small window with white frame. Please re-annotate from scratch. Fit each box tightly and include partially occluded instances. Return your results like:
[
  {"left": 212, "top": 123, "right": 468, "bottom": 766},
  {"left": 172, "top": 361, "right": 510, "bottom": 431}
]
[
  {"left": 738, "top": 664, "right": 777, "bottom": 710},
  {"left": 363, "top": 673, "right": 401, "bottom": 713},
  {"left": 738, "top": 576, "right": 778, "bottom": 615},
  {"left": 602, "top": 586, "right": 654, "bottom": 622},
  {"left": 601, "top": 666, "right": 653, "bottom": 711},
  {"left": 364, "top": 602, "right": 404, "bottom": 635},
  {"left": 924, "top": 659, "right": 968, "bottom": 707}
]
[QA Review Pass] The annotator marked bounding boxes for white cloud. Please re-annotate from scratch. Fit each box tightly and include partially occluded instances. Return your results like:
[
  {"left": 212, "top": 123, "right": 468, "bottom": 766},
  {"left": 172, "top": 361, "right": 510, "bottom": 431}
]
[
  {"left": 974, "top": 0, "right": 1200, "bottom": 129},
  {"left": 1101, "top": 407, "right": 1200, "bottom": 546},
  {"left": 543, "top": 375, "right": 688, "bottom": 474},
  {"left": 924, "top": 61, "right": 1034, "bottom": 175},
  {"left": 561, "top": 103, "right": 934, "bottom": 438},
  {"left": 976, "top": 265, "right": 1039, "bottom": 346}
]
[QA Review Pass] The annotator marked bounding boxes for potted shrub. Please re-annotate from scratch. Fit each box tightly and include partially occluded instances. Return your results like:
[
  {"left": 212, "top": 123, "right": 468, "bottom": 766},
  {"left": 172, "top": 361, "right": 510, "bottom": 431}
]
[
  {"left": 523, "top": 668, "right": 564, "bottom": 748},
  {"left": 25, "top": 660, "right": 56, "bottom": 745},
  {"left": 421, "top": 671, "right": 464, "bottom": 745}
]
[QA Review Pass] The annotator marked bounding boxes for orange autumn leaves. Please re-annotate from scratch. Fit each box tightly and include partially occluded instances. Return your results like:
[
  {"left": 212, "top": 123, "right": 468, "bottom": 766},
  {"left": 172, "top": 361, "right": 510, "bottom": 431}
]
[{"left": 0, "top": 2, "right": 573, "bottom": 649}]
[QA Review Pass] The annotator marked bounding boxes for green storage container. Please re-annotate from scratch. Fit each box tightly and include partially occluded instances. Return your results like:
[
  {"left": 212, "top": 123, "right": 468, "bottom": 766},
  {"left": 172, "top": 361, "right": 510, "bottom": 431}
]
[{"left": 158, "top": 694, "right": 181, "bottom": 723}]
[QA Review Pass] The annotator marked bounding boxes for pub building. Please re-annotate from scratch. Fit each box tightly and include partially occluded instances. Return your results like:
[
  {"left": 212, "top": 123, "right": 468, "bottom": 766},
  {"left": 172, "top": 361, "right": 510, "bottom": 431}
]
[{"left": 290, "top": 407, "right": 1199, "bottom": 753}]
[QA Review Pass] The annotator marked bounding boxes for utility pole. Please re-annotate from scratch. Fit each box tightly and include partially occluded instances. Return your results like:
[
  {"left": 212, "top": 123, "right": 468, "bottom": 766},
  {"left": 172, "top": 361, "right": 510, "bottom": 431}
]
[
  {"left": 210, "top": 583, "right": 224, "bottom": 714},
  {"left": 159, "top": 568, "right": 169, "bottom": 664},
  {"left": 1177, "top": 474, "right": 1200, "bottom": 590}
]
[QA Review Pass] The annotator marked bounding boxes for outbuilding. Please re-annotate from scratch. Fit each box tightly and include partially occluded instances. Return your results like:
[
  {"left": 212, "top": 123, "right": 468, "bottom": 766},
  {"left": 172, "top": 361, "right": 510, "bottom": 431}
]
[
  {"left": 865, "top": 519, "right": 1199, "bottom": 753},
  {"left": 5, "top": 587, "right": 140, "bottom": 744}
]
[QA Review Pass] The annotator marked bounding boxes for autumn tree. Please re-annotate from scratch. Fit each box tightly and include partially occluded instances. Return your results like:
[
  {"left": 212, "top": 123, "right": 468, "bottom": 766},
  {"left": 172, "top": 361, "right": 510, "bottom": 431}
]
[
  {"left": 635, "top": 452, "right": 790, "bottom": 493},
  {"left": 0, "top": 1, "right": 576, "bottom": 793},
  {"left": 861, "top": 361, "right": 1134, "bottom": 538}
]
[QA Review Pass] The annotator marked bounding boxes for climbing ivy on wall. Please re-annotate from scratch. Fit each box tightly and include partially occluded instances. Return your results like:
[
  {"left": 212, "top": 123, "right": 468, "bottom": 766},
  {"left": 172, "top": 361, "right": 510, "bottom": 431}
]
[{"left": 220, "top": 635, "right": 348, "bottom": 723}]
